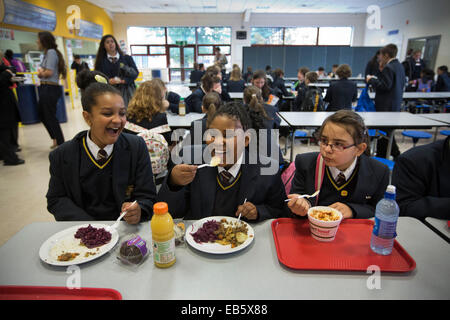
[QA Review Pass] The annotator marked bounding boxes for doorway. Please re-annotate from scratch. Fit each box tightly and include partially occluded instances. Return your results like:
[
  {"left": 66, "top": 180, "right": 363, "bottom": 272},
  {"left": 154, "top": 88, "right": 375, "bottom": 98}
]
[
  {"left": 406, "top": 35, "right": 441, "bottom": 70},
  {"left": 168, "top": 45, "right": 195, "bottom": 81}
]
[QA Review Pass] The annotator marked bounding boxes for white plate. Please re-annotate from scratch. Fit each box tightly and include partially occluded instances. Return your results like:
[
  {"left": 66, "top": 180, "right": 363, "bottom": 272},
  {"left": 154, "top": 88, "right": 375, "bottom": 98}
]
[
  {"left": 186, "top": 216, "right": 255, "bottom": 254},
  {"left": 39, "top": 224, "right": 119, "bottom": 266}
]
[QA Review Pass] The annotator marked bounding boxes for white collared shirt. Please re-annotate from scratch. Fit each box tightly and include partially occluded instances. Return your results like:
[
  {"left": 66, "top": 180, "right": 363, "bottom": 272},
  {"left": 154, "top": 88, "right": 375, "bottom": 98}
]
[
  {"left": 328, "top": 157, "right": 358, "bottom": 182},
  {"left": 107, "top": 52, "right": 120, "bottom": 62},
  {"left": 86, "top": 131, "right": 114, "bottom": 160},
  {"left": 217, "top": 151, "right": 244, "bottom": 179}
]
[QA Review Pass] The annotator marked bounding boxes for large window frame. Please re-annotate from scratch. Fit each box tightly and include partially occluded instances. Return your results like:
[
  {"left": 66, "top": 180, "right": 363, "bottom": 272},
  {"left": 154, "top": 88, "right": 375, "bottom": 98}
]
[
  {"left": 128, "top": 26, "right": 232, "bottom": 81},
  {"left": 251, "top": 26, "right": 353, "bottom": 46}
]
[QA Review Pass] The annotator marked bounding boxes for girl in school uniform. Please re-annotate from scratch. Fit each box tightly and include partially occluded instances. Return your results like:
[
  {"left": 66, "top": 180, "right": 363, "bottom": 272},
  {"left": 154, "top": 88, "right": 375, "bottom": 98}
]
[
  {"left": 287, "top": 110, "right": 389, "bottom": 219},
  {"left": 251, "top": 70, "right": 278, "bottom": 107},
  {"left": 189, "top": 91, "right": 222, "bottom": 145},
  {"left": 157, "top": 101, "right": 289, "bottom": 221},
  {"left": 47, "top": 72, "right": 156, "bottom": 223},
  {"left": 226, "top": 67, "right": 246, "bottom": 92},
  {"left": 185, "top": 73, "right": 223, "bottom": 113}
]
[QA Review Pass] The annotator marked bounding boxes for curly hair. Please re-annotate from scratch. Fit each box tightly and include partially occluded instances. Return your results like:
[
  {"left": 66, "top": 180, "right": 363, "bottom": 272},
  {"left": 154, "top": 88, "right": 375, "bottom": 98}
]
[
  {"left": 127, "top": 80, "right": 164, "bottom": 122},
  {"left": 336, "top": 64, "right": 352, "bottom": 79}
]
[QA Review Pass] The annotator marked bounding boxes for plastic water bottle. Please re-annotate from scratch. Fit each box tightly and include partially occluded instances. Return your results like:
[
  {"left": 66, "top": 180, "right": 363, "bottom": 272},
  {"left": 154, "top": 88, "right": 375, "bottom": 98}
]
[{"left": 370, "top": 185, "right": 399, "bottom": 255}]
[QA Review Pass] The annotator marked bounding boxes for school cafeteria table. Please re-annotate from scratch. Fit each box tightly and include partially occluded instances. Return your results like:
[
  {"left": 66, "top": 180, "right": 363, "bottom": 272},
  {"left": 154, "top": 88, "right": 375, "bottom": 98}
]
[
  {"left": 166, "top": 112, "right": 204, "bottom": 128},
  {"left": 309, "top": 83, "right": 366, "bottom": 88},
  {"left": 418, "top": 113, "right": 450, "bottom": 141},
  {"left": 278, "top": 112, "right": 445, "bottom": 161},
  {"left": 368, "top": 92, "right": 450, "bottom": 100},
  {"left": 0, "top": 217, "right": 448, "bottom": 300},
  {"left": 424, "top": 218, "right": 450, "bottom": 242}
]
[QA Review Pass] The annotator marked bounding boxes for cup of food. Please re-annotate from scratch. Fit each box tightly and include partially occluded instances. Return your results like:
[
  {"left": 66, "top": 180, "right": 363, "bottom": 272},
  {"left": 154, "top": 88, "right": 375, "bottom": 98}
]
[{"left": 307, "top": 206, "right": 343, "bottom": 242}]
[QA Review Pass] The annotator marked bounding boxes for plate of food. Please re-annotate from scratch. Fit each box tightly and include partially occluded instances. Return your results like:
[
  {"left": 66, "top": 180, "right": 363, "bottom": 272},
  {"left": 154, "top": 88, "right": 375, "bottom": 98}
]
[
  {"left": 39, "top": 224, "right": 119, "bottom": 266},
  {"left": 185, "top": 216, "right": 255, "bottom": 254}
]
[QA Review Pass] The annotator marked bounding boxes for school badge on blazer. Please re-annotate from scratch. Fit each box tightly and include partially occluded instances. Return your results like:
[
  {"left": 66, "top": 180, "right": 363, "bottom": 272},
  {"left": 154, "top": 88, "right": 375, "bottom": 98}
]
[
  {"left": 125, "top": 185, "right": 135, "bottom": 200},
  {"left": 341, "top": 190, "right": 348, "bottom": 197}
]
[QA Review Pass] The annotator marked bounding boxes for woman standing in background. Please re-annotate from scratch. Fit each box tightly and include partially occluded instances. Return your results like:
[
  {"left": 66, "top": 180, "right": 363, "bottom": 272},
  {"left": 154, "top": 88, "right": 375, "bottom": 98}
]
[
  {"left": 36, "top": 31, "right": 66, "bottom": 149},
  {"left": 94, "top": 34, "right": 139, "bottom": 107}
]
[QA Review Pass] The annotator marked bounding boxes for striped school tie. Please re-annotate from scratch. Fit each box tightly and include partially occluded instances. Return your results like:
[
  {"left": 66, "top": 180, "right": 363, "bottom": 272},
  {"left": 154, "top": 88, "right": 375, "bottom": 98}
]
[
  {"left": 110, "top": 57, "right": 117, "bottom": 63},
  {"left": 219, "top": 170, "right": 234, "bottom": 187},
  {"left": 336, "top": 172, "right": 346, "bottom": 186},
  {"left": 97, "top": 149, "right": 108, "bottom": 166}
]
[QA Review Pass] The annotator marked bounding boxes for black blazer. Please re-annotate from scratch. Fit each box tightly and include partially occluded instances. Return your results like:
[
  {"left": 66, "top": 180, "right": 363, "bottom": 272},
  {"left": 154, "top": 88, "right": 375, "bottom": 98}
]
[
  {"left": 392, "top": 137, "right": 450, "bottom": 219},
  {"left": 190, "top": 70, "right": 204, "bottom": 84},
  {"left": 369, "top": 59, "right": 405, "bottom": 112},
  {"left": 0, "top": 67, "right": 20, "bottom": 128},
  {"left": 435, "top": 73, "right": 450, "bottom": 92},
  {"left": 157, "top": 151, "right": 289, "bottom": 221},
  {"left": 97, "top": 55, "right": 138, "bottom": 86},
  {"left": 290, "top": 152, "right": 390, "bottom": 219},
  {"left": 271, "top": 77, "right": 292, "bottom": 98},
  {"left": 226, "top": 79, "right": 246, "bottom": 92},
  {"left": 185, "top": 88, "right": 205, "bottom": 113},
  {"left": 46, "top": 131, "right": 156, "bottom": 221},
  {"left": 324, "top": 78, "right": 357, "bottom": 111},
  {"left": 189, "top": 116, "right": 207, "bottom": 144}
]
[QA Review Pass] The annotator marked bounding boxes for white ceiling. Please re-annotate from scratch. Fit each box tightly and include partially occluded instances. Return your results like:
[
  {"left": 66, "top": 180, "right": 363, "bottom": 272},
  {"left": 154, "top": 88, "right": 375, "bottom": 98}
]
[{"left": 86, "top": 0, "right": 409, "bottom": 14}]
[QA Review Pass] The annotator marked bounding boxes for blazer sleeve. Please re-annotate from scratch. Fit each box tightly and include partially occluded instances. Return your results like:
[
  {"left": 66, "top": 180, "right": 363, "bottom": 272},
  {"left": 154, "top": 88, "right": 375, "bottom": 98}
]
[
  {"left": 185, "top": 91, "right": 203, "bottom": 113},
  {"left": 392, "top": 154, "right": 450, "bottom": 219},
  {"left": 121, "top": 55, "right": 139, "bottom": 85},
  {"left": 369, "top": 66, "right": 394, "bottom": 92},
  {"left": 255, "top": 173, "right": 290, "bottom": 221},
  {"left": 131, "top": 137, "right": 157, "bottom": 222},
  {"left": 156, "top": 171, "right": 190, "bottom": 219},
  {"left": 352, "top": 83, "right": 358, "bottom": 102},
  {"left": 46, "top": 151, "right": 95, "bottom": 221}
]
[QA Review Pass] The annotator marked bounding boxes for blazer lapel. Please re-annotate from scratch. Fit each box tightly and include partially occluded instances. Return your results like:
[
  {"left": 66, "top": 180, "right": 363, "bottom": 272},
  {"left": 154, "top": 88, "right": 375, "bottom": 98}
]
[
  {"left": 113, "top": 135, "right": 131, "bottom": 206},
  {"left": 63, "top": 135, "right": 83, "bottom": 206}
]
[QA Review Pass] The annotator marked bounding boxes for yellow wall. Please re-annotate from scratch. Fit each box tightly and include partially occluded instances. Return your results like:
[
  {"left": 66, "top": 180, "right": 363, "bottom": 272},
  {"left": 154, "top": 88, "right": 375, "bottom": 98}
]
[{"left": 0, "top": 0, "right": 113, "bottom": 41}]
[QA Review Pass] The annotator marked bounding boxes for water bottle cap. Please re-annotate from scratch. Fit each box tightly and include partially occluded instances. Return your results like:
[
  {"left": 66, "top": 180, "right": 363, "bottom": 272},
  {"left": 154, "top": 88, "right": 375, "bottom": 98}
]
[{"left": 386, "top": 185, "right": 396, "bottom": 194}]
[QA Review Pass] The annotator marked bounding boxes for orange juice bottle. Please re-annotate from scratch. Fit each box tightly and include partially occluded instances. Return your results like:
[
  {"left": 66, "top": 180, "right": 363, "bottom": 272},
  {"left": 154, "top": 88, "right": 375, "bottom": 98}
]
[{"left": 151, "top": 202, "right": 176, "bottom": 268}]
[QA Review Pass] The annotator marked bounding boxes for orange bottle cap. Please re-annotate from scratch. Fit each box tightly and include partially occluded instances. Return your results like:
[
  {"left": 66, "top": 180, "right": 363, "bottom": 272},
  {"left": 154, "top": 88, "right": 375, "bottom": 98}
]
[{"left": 153, "top": 202, "right": 168, "bottom": 215}]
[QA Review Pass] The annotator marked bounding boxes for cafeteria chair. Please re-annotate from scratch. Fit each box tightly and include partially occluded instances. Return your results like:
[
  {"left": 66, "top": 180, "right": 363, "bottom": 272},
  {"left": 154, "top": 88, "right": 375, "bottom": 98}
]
[
  {"left": 372, "top": 156, "right": 395, "bottom": 171},
  {"left": 283, "top": 130, "right": 308, "bottom": 155},
  {"left": 401, "top": 130, "right": 433, "bottom": 147},
  {"left": 415, "top": 104, "right": 432, "bottom": 114},
  {"left": 440, "top": 130, "right": 450, "bottom": 136},
  {"left": 368, "top": 129, "right": 387, "bottom": 156}
]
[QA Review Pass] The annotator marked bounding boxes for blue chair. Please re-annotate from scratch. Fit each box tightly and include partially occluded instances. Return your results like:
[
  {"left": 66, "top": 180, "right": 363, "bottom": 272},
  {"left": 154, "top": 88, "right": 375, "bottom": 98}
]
[
  {"left": 440, "top": 130, "right": 450, "bottom": 136},
  {"left": 368, "top": 129, "right": 387, "bottom": 156},
  {"left": 284, "top": 130, "right": 308, "bottom": 155},
  {"left": 415, "top": 104, "right": 432, "bottom": 113},
  {"left": 372, "top": 156, "right": 395, "bottom": 171},
  {"left": 401, "top": 130, "right": 432, "bottom": 147}
]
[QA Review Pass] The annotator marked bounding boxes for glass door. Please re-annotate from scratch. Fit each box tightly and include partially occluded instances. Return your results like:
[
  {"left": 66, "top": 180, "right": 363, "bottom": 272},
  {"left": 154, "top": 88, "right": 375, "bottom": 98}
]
[{"left": 168, "top": 45, "right": 195, "bottom": 81}]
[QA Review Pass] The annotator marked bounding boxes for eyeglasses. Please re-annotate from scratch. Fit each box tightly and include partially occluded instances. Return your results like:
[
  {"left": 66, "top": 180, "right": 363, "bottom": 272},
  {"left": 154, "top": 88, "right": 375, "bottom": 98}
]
[{"left": 318, "top": 137, "right": 356, "bottom": 152}]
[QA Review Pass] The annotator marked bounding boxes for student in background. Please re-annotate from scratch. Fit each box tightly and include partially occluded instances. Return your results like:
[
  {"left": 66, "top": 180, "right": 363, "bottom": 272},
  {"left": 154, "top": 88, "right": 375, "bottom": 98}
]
[
  {"left": 251, "top": 70, "right": 276, "bottom": 106},
  {"left": 36, "top": 31, "right": 66, "bottom": 149},
  {"left": 189, "top": 62, "right": 205, "bottom": 84},
  {"left": 185, "top": 73, "right": 222, "bottom": 113},
  {"left": 271, "top": 68, "right": 293, "bottom": 111},
  {"left": 48, "top": 72, "right": 156, "bottom": 222},
  {"left": 328, "top": 64, "right": 339, "bottom": 78},
  {"left": 94, "top": 34, "right": 139, "bottom": 107},
  {"left": 265, "top": 65, "right": 274, "bottom": 85},
  {"left": 205, "top": 65, "right": 231, "bottom": 102},
  {"left": 366, "top": 43, "right": 405, "bottom": 160},
  {"left": 189, "top": 92, "right": 222, "bottom": 145},
  {"left": 365, "top": 50, "right": 381, "bottom": 79},
  {"left": 435, "top": 65, "right": 450, "bottom": 92},
  {"left": 294, "top": 71, "right": 324, "bottom": 112},
  {"left": 157, "top": 101, "right": 289, "bottom": 221},
  {"left": 71, "top": 54, "right": 89, "bottom": 74},
  {"left": 294, "top": 67, "right": 309, "bottom": 92},
  {"left": 317, "top": 67, "right": 327, "bottom": 79},
  {"left": 226, "top": 66, "right": 246, "bottom": 92},
  {"left": 4, "top": 49, "right": 26, "bottom": 73},
  {"left": 287, "top": 110, "right": 389, "bottom": 219},
  {"left": 324, "top": 64, "right": 358, "bottom": 111},
  {"left": 392, "top": 136, "right": 449, "bottom": 220},
  {"left": 405, "top": 50, "right": 426, "bottom": 82},
  {"left": 125, "top": 79, "right": 172, "bottom": 145},
  {"left": 243, "top": 66, "right": 253, "bottom": 83}
]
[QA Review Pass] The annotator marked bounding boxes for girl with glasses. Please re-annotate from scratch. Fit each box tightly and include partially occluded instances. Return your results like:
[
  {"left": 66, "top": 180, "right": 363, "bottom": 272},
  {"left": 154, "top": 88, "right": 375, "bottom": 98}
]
[{"left": 287, "top": 110, "right": 390, "bottom": 219}]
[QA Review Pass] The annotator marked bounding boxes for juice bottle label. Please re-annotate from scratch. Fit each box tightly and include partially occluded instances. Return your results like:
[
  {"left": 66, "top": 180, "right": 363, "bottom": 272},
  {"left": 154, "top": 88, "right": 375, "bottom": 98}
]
[
  {"left": 152, "top": 238, "right": 175, "bottom": 264},
  {"left": 373, "top": 217, "right": 397, "bottom": 239}
]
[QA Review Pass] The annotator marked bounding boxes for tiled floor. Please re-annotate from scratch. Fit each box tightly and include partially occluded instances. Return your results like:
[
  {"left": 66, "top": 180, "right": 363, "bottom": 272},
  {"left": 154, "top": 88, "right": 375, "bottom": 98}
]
[{"left": 0, "top": 94, "right": 446, "bottom": 247}]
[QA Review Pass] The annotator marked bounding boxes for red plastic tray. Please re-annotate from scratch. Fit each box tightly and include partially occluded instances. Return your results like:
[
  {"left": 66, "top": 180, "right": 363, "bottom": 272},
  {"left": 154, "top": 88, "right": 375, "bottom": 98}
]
[
  {"left": 0, "top": 286, "right": 122, "bottom": 300},
  {"left": 272, "top": 218, "right": 416, "bottom": 273}
]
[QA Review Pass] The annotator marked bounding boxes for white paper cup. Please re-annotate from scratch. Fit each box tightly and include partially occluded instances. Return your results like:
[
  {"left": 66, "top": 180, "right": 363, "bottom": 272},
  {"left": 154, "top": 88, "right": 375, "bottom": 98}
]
[{"left": 307, "top": 206, "right": 343, "bottom": 242}]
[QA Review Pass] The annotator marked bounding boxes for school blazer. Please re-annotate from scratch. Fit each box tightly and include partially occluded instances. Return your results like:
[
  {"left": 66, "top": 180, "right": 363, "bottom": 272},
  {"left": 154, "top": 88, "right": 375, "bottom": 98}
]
[
  {"left": 185, "top": 88, "right": 205, "bottom": 113},
  {"left": 324, "top": 78, "right": 357, "bottom": 111},
  {"left": 46, "top": 131, "right": 156, "bottom": 221},
  {"left": 290, "top": 152, "right": 390, "bottom": 219},
  {"left": 157, "top": 151, "right": 289, "bottom": 221},
  {"left": 392, "top": 137, "right": 450, "bottom": 219},
  {"left": 368, "top": 59, "right": 405, "bottom": 112}
]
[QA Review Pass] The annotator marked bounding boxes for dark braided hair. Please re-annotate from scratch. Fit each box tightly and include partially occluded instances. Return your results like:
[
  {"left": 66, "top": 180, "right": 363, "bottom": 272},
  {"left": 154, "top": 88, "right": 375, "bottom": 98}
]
[{"left": 208, "top": 101, "right": 252, "bottom": 131}]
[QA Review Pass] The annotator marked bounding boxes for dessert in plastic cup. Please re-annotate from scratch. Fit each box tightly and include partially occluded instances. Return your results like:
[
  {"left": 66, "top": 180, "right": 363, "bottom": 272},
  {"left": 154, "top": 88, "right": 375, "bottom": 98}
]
[{"left": 307, "top": 206, "right": 343, "bottom": 242}]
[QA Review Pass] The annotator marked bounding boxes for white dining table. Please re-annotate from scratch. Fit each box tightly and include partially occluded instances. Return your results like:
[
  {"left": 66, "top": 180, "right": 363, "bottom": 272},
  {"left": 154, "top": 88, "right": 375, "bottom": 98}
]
[
  {"left": 0, "top": 217, "right": 448, "bottom": 300},
  {"left": 424, "top": 218, "right": 450, "bottom": 241}
]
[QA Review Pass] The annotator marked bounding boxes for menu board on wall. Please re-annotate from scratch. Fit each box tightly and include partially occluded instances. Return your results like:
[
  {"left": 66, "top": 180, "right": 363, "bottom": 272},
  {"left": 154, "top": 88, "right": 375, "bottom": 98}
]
[
  {"left": 77, "top": 19, "right": 103, "bottom": 40},
  {"left": 0, "top": 0, "right": 56, "bottom": 31}
]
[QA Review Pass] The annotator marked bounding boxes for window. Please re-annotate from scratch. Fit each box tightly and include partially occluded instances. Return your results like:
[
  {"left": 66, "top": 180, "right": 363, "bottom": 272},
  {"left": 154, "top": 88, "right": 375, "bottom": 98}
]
[
  {"left": 167, "top": 27, "right": 196, "bottom": 44},
  {"left": 127, "top": 27, "right": 165, "bottom": 45},
  {"left": 284, "top": 27, "right": 317, "bottom": 45},
  {"left": 196, "top": 27, "right": 231, "bottom": 44},
  {"left": 149, "top": 46, "right": 166, "bottom": 54},
  {"left": 318, "top": 27, "right": 353, "bottom": 45},
  {"left": 251, "top": 28, "right": 283, "bottom": 45},
  {"left": 130, "top": 46, "right": 148, "bottom": 55}
]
